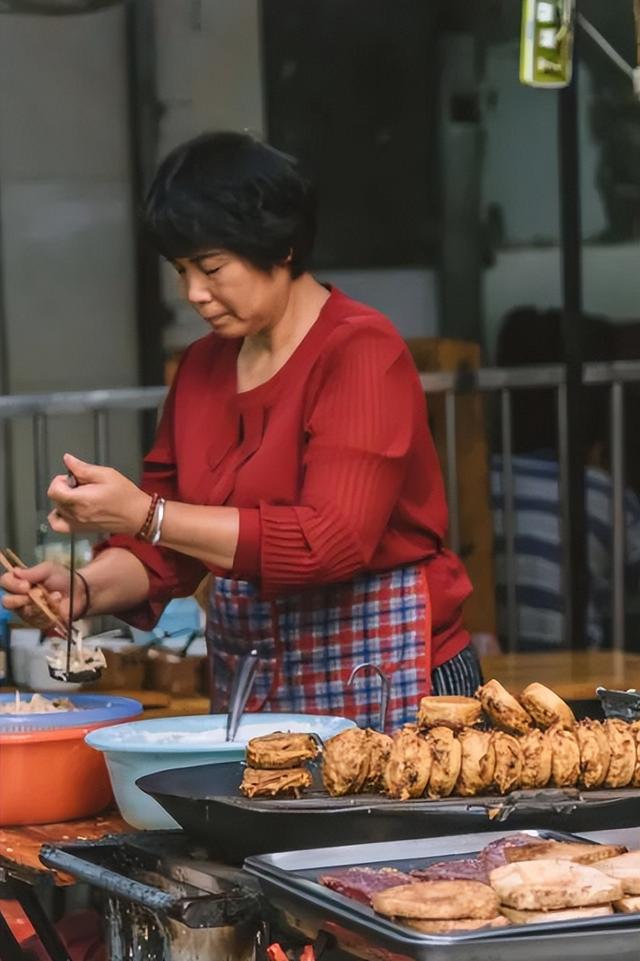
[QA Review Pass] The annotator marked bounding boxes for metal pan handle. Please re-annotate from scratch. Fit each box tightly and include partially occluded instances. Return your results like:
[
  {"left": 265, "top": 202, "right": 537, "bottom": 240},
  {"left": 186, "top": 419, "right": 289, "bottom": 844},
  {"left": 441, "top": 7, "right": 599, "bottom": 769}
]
[
  {"left": 40, "top": 844, "right": 177, "bottom": 912},
  {"left": 39, "top": 844, "right": 259, "bottom": 927}
]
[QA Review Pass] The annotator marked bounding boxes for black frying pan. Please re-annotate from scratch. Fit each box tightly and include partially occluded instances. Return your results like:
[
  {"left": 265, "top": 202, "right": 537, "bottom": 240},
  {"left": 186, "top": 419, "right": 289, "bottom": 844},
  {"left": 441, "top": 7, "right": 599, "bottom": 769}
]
[{"left": 136, "top": 761, "right": 640, "bottom": 865}]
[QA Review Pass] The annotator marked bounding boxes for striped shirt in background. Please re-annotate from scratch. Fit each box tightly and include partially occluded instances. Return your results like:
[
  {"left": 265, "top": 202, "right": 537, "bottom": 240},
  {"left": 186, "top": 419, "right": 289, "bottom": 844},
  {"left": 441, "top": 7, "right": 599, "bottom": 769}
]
[{"left": 491, "top": 453, "right": 640, "bottom": 649}]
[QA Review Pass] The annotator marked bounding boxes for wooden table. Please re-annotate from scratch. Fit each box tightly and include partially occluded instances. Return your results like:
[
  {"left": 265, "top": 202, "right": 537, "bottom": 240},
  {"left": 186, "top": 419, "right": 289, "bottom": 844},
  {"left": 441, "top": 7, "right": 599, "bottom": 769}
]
[
  {"left": 481, "top": 651, "right": 640, "bottom": 701},
  {"left": 0, "top": 813, "right": 129, "bottom": 961}
]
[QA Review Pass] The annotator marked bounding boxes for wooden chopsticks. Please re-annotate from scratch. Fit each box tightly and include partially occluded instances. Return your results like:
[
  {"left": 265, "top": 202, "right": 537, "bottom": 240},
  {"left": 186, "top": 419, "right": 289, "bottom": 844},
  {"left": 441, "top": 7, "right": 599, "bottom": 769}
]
[{"left": 0, "top": 548, "right": 70, "bottom": 640}]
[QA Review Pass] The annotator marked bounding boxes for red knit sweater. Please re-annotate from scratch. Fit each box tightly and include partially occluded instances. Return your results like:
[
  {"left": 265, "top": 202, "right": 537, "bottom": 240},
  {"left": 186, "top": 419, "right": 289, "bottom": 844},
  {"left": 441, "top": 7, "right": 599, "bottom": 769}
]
[{"left": 103, "top": 287, "right": 472, "bottom": 667}]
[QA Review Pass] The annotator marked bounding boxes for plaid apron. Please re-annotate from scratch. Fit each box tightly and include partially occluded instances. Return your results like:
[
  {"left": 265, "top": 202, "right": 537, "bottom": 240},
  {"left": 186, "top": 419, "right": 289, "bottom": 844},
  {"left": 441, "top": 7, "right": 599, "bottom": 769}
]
[{"left": 206, "top": 564, "right": 432, "bottom": 731}]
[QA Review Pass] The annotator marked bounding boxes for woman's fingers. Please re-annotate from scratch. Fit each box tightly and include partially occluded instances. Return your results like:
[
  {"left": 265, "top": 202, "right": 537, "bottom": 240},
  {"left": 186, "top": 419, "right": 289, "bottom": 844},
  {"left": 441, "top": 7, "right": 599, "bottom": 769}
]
[
  {"left": 2, "top": 591, "right": 32, "bottom": 610},
  {"left": 48, "top": 509, "right": 72, "bottom": 534},
  {"left": 0, "top": 570, "right": 33, "bottom": 595}
]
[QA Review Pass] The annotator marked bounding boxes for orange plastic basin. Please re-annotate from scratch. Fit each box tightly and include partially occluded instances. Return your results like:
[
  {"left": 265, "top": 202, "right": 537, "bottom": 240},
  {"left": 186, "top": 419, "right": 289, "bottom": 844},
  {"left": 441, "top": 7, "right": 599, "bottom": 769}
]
[{"left": 0, "top": 719, "right": 136, "bottom": 826}]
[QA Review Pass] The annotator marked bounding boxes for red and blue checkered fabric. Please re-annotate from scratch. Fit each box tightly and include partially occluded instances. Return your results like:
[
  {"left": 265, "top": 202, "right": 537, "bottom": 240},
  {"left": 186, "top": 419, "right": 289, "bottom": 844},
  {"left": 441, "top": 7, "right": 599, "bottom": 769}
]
[{"left": 206, "top": 565, "right": 431, "bottom": 731}]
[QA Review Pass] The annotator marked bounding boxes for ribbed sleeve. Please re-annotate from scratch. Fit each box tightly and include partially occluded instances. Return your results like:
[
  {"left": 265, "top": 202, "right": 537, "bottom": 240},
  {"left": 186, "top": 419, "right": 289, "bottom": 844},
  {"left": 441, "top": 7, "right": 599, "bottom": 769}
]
[
  {"left": 232, "top": 328, "right": 416, "bottom": 594},
  {"left": 95, "top": 358, "right": 207, "bottom": 629}
]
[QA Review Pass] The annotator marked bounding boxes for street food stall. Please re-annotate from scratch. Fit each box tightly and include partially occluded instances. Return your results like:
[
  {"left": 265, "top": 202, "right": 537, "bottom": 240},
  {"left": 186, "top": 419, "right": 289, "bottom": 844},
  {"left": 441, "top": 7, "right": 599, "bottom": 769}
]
[{"left": 3, "top": 677, "right": 640, "bottom": 960}]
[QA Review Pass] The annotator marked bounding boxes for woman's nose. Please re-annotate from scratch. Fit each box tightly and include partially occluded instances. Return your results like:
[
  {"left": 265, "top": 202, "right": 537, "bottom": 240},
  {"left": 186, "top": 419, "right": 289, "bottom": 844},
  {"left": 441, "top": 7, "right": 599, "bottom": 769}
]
[{"left": 183, "top": 269, "right": 213, "bottom": 305}]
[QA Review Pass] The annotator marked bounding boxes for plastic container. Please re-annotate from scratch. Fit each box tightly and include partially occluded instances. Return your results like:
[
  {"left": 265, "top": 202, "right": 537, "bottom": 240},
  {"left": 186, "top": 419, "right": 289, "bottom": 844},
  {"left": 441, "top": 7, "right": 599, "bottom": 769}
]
[
  {"left": 0, "top": 693, "right": 142, "bottom": 826},
  {"left": 9, "top": 628, "right": 41, "bottom": 687},
  {"left": 85, "top": 712, "right": 356, "bottom": 829}
]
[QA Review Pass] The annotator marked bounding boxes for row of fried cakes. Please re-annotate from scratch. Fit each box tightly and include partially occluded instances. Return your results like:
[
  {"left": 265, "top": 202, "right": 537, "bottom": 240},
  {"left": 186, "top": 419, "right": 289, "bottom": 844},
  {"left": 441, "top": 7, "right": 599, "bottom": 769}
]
[{"left": 323, "top": 679, "right": 640, "bottom": 799}]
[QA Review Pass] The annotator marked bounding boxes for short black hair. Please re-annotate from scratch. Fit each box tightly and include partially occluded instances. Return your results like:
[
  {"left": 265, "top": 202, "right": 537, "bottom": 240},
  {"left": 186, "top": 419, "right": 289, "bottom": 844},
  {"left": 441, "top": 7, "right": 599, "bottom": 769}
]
[{"left": 143, "top": 131, "right": 316, "bottom": 278}]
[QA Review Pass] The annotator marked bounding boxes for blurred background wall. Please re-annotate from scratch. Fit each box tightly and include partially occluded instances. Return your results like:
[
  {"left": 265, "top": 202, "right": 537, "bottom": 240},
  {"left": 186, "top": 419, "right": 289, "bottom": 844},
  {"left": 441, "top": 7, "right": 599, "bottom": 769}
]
[{"left": 1, "top": 0, "right": 639, "bottom": 595}]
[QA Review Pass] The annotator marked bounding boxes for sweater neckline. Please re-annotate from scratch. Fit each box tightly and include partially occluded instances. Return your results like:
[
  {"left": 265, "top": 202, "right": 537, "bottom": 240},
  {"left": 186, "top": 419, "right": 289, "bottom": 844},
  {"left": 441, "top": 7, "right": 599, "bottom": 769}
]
[{"left": 235, "top": 285, "right": 337, "bottom": 406}]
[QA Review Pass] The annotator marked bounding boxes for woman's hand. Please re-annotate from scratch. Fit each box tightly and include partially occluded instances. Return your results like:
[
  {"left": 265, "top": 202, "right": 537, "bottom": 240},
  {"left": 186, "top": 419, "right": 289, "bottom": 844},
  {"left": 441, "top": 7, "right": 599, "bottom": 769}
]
[
  {"left": 0, "top": 561, "right": 83, "bottom": 628},
  {"left": 47, "top": 453, "right": 150, "bottom": 536}
]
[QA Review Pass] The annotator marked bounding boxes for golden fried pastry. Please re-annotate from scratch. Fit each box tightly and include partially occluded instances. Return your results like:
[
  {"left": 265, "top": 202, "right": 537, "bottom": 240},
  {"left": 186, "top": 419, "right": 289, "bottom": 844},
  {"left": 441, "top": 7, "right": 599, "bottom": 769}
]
[
  {"left": 519, "top": 729, "right": 552, "bottom": 789},
  {"left": 519, "top": 682, "right": 576, "bottom": 730},
  {"left": 363, "top": 730, "right": 393, "bottom": 792},
  {"left": 630, "top": 720, "right": 640, "bottom": 787},
  {"left": 417, "top": 695, "right": 482, "bottom": 731},
  {"left": 596, "top": 851, "right": 640, "bottom": 894},
  {"left": 455, "top": 729, "right": 496, "bottom": 797},
  {"left": 372, "top": 879, "right": 500, "bottom": 920},
  {"left": 548, "top": 723, "right": 580, "bottom": 787},
  {"left": 575, "top": 719, "right": 611, "bottom": 789},
  {"left": 614, "top": 895, "right": 640, "bottom": 912},
  {"left": 404, "top": 917, "right": 509, "bottom": 933},
  {"left": 240, "top": 767, "right": 312, "bottom": 798},
  {"left": 476, "top": 679, "right": 533, "bottom": 735},
  {"left": 505, "top": 841, "right": 627, "bottom": 865},
  {"left": 491, "top": 731, "right": 523, "bottom": 795},
  {"left": 489, "top": 859, "right": 623, "bottom": 910},
  {"left": 603, "top": 719, "right": 636, "bottom": 788},
  {"left": 500, "top": 905, "right": 612, "bottom": 925},
  {"left": 246, "top": 731, "right": 319, "bottom": 769},
  {"left": 426, "top": 726, "right": 462, "bottom": 798},
  {"left": 322, "top": 728, "right": 370, "bottom": 796},
  {"left": 383, "top": 726, "right": 432, "bottom": 800}
]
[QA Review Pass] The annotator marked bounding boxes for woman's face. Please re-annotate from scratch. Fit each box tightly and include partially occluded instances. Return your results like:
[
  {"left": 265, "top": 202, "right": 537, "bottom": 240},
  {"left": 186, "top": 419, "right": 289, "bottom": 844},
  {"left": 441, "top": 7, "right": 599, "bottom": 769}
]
[{"left": 173, "top": 250, "right": 292, "bottom": 338}]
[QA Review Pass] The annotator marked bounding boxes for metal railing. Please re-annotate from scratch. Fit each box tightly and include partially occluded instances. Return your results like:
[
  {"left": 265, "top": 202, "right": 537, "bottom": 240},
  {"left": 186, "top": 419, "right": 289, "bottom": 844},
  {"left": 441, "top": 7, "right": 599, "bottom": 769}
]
[
  {"left": 420, "top": 360, "right": 640, "bottom": 653},
  {"left": 2, "top": 360, "right": 640, "bottom": 652}
]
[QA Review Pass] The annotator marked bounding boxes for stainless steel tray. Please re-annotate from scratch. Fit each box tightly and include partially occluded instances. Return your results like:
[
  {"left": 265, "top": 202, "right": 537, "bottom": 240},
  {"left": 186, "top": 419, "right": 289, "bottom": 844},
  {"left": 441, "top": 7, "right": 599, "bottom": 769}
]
[{"left": 245, "top": 827, "right": 640, "bottom": 961}]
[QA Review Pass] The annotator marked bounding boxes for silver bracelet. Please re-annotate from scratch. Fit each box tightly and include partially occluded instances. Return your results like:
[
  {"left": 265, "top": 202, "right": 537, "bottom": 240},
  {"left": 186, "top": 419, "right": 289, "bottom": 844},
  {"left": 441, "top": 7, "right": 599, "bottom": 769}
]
[{"left": 151, "top": 497, "right": 166, "bottom": 546}]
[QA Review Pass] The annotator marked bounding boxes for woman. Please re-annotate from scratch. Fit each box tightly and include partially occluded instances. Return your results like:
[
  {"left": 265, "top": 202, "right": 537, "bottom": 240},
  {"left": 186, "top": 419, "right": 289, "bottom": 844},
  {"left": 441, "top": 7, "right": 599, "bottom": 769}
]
[{"left": 1, "top": 132, "right": 480, "bottom": 729}]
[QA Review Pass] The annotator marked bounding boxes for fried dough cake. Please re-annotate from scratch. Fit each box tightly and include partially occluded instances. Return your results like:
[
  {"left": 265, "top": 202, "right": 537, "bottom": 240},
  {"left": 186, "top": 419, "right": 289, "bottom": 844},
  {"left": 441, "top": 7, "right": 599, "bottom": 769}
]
[
  {"left": 372, "top": 879, "right": 500, "bottom": 920},
  {"left": 403, "top": 917, "right": 509, "bottom": 934},
  {"left": 489, "top": 859, "right": 623, "bottom": 910},
  {"left": 500, "top": 905, "right": 612, "bottom": 925},
  {"left": 491, "top": 731, "right": 523, "bottom": 794},
  {"left": 322, "top": 728, "right": 370, "bottom": 796},
  {"left": 246, "top": 731, "right": 319, "bottom": 769},
  {"left": 548, "top": 724, "right": 580, "bottom": 787},
  {"left": 519, "top": 682, "right": 576, "bottom": 730},
  {"left": 631, "top": 720, "right": 640, "bottom": 788},
  {"left": 603, "top": 719, "right": 636, "bottom": 788},
  {"left": 614, "top": 895, "right": 640, "bottom": 913},
  {"left": 417, "top": 695, "right": 482, "bottom": 731},
  {"left": 505, "top": 841, "right": 627, "bottom": 865},
  {"left": 519, "top": 729, "right": 552, "bottom": 789},
  {"left": 426, "top": 726, "right": 462, "bottom": 798},
  {"left": 363, "top": 729, "right": 393, "bottom": 792},
  {"left": 595, "top": 851, "right": 640, "bottom": 894},
  {"left": 384, "top": 726, "right": 432, "bottom": 799},
  {"left": 240, "top": 767, "right": 312, "bottom": 798},
  {"left": 575, "top": 720, "right": 611, "bottom": 789},
  {"left": 455, "top": 729, "right": 496, "bottom": 797},
  {"left": 476, "top": 679, "right": 533, "bottom": 735}
]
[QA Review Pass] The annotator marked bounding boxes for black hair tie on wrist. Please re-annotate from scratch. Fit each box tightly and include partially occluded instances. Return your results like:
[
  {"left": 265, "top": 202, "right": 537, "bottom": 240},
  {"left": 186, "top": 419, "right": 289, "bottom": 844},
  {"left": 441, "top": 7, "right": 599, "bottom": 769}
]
[{"left": 74, "top": 570, "right": 91, "bottom": 619}]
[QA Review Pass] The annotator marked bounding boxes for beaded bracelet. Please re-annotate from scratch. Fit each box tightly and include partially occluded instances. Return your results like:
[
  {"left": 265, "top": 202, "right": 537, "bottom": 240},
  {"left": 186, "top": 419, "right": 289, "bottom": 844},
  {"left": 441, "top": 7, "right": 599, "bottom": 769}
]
[{"left": 136, "top": 492, "right": 159, "bottom": 541}]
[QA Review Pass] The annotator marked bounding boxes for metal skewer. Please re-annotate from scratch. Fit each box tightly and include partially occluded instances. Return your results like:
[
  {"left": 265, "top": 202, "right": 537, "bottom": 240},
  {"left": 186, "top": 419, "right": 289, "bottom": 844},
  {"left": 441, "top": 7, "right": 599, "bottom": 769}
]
[
  {"left": 47, "top": 471, "right": 103, "bottom": 683},
  {"left": 66, "top": 530, "right": 76, "bottom": 676}
]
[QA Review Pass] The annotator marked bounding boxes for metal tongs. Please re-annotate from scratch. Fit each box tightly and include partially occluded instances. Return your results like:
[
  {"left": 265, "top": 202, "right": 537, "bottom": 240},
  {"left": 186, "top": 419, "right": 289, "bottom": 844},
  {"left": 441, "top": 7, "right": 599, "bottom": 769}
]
[
  {"left": 48, "top": 472, "right": 102, "bottom": 683},
  {"left": 225, "top": 648, "right": 259, "bottom": 741},
  {"left": 348, "top": 662, "right": 392, "bottom": 732}
]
